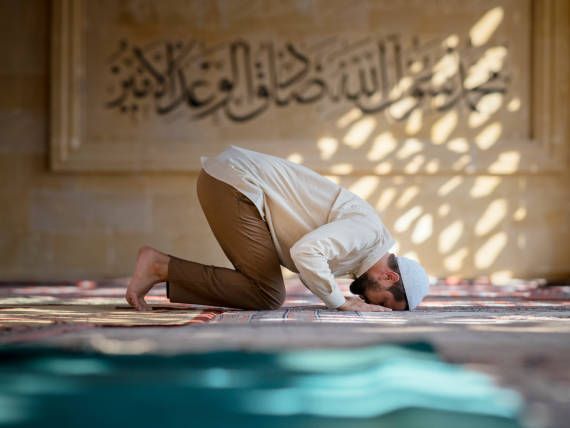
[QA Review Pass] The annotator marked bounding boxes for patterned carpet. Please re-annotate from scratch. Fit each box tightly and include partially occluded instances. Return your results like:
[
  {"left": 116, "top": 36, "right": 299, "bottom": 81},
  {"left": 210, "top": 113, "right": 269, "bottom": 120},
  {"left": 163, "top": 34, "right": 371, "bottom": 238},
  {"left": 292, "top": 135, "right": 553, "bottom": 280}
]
[{"left": 0, "top": 277, "right": 568, "bottom": 341}]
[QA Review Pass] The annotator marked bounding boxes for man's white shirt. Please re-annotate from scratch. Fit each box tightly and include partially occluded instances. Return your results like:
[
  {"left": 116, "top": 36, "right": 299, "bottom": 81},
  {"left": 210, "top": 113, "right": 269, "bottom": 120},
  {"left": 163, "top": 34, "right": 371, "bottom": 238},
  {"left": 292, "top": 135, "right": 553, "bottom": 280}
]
[{"left": 201, "top": 145, "right": 395, "bottom": 309}]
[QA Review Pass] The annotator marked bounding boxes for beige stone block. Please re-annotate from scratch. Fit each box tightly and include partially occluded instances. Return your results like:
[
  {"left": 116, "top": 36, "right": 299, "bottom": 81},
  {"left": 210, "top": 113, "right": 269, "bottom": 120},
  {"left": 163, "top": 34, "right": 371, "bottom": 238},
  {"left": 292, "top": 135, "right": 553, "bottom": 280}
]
[
  {"left": 0, "top": 75, "right": 47, "bottom": 112},
  {"left": 29, "top": 188, "right": 152, "bottom": 234},
  {"left": 151, "top": 192, "right": 201, "bottom": 233},
  {"left": 0, "top": 111, "right": 46, "bottom": 155},
  {"left": 0, "top": 0, "right": 48, "bottom": 75},
  {"left": 51, "top": 232, "right": 109, "bottom": 276}
]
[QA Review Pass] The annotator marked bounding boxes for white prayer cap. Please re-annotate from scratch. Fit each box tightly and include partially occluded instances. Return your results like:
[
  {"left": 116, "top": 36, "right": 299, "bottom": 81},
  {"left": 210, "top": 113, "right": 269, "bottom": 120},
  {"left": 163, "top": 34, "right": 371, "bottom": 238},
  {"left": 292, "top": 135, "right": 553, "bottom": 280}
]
[{"left": 396, "top": 256, "right": 430, "bottom": 310}]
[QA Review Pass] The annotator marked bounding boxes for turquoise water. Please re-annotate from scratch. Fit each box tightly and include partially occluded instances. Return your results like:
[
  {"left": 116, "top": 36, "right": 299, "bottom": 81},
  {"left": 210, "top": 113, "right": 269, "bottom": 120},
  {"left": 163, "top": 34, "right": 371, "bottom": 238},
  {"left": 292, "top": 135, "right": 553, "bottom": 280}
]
[{"left": 0, "top": 342, "right": 522, "bottom": 427}]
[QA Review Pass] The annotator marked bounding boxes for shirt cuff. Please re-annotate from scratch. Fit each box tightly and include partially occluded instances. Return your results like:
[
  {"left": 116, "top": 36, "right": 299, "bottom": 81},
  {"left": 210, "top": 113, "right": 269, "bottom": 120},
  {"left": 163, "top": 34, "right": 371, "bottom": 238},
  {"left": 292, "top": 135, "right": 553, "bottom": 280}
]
[{"left": 321, "top": 286, "right": 346, "bottom": 309}]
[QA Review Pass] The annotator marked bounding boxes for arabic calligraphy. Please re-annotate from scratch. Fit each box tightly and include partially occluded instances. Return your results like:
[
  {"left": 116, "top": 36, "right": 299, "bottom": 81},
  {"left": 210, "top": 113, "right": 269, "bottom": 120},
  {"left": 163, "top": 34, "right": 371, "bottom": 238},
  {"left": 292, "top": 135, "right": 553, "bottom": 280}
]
[{"left": 105, "top": 34, "right": 510, "bottom": 123}]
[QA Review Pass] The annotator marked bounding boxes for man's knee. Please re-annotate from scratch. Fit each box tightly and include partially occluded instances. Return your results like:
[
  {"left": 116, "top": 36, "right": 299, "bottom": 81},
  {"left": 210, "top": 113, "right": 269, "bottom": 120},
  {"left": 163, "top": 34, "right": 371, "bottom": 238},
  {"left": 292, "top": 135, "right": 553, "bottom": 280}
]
[{"left": 253, "top": 280, "right": 285, "bottom": 310}]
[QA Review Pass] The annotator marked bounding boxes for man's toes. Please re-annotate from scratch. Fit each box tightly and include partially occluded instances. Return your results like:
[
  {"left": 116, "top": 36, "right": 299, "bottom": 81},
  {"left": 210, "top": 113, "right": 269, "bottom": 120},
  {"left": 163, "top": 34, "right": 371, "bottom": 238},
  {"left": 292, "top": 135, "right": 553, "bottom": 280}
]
[{"left": 132, "top": 295, "right": 151, "bottom": 311}]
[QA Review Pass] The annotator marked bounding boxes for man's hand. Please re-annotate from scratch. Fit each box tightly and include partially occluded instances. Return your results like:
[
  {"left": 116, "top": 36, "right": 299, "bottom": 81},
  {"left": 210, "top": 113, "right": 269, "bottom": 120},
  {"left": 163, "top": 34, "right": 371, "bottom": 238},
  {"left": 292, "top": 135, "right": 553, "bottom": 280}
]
[{"left": 337, "top": 295, "right": 392, "bottom": 312}]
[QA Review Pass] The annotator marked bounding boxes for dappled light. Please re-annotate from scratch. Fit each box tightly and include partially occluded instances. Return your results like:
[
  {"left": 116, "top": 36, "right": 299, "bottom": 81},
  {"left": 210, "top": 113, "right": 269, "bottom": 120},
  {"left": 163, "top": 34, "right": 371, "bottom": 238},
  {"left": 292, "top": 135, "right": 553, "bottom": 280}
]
[
  {"left": 447, "top": 137, "right": 469, "bottom": 153},
  {"left": 469, "top": 7, "right": 504, "bottom": 47},
  {"left": 396, "top": 138, "right": 423, "bottom": 159},
  {"left": 438, "top": 176, "right": 463, "bottom": 197},
  {"left": 396, "top": 186, "right": 419, "bottom": 208},
  {"left": 439, "top": 221, "right": 464, "bottom": 254},
  {"left": 489, "top": 151, "right": 521, "bottom": 174},
  {"left": 366, "top": 132, "right": 397, "bottom": 161},
  {"left": 291, "top": 27, "right": 532, "bottom": 278},
  {"left": 470, "top": 176, "right": 501, "bottom": 198},
  {"left": 475, "top": 232, "right": 508, "bottom": 269},
  {"left": 464, "top": 46, "right": 508, "bottom": 89},
  {"left": 286, "top": 152, "right": 303, "bottom": 164},
  {"left": 475, "top": 122, "right": 502, "bottom": 150},
  {"left": 475, "top": 199, "right": 508, "bottom": 236},
  {"left": 444, "top": 248, "right": 469, "bottom": 272},
  {"left": 330, "top": 163, "right": 353, "bottom": 174},
  {"left": 411, "top": 213, "right": 433, "bottom": 244},
  {"left": 394, "top": 206, "right": 423, "bottom": 233},
  {"left": 469, "top": 94, "right": 504, "bottom": 127},
  {"left": 343, "top": 117, "right": 377, "bottom": 148},
  {"left": 317, "top": 137, "right": 338, "bottom": 160},
  {"left": 348, "top": 177, "right": 380, "bottom": 200},
  {"left": 431, "top": 111, "right": 458, "bottom": 144}
]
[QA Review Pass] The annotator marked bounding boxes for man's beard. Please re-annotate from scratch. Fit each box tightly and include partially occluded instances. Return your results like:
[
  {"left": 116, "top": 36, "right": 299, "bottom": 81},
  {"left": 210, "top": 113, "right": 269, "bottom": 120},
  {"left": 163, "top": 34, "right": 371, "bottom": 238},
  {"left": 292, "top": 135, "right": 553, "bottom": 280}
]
[{"left": 349, "top": 272, "right": 377, "bottom": 295}]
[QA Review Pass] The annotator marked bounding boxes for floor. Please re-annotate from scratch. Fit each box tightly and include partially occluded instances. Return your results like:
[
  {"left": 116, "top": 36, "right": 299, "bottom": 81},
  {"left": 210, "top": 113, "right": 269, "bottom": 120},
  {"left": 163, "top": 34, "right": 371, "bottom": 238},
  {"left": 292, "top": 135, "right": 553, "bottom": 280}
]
[{"left": 0, "top": 277, "right": 569, "bottom": 428}]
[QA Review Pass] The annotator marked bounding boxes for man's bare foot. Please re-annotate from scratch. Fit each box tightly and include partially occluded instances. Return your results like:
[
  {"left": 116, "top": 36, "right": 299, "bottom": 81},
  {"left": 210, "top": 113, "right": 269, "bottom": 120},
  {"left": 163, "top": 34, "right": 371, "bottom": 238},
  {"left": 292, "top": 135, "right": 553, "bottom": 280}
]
[{"left": 125, "top": 245, "right": 169, "bottom": 311}]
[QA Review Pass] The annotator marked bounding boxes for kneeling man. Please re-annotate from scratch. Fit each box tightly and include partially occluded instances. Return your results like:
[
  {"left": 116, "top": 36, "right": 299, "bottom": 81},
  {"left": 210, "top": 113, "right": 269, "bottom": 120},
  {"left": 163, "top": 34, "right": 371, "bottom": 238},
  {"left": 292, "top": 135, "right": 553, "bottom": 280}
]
[{"left": 126, "top": 145, "right": 430, "bottom": 312}]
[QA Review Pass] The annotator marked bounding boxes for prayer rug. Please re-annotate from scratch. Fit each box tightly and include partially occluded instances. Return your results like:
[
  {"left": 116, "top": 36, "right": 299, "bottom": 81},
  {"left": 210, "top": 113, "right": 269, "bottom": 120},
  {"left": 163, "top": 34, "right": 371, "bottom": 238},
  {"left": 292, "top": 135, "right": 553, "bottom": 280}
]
[{"left": 0, "top": 300, "right": 221, "bottom": 328}]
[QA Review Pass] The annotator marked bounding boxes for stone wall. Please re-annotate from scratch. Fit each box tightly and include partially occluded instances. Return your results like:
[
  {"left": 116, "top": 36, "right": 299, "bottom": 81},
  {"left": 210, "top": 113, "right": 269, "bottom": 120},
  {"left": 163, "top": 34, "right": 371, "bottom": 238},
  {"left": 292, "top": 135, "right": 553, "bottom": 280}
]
[{"left": 0, "top": 0, "right": 569, "bottom": 282}]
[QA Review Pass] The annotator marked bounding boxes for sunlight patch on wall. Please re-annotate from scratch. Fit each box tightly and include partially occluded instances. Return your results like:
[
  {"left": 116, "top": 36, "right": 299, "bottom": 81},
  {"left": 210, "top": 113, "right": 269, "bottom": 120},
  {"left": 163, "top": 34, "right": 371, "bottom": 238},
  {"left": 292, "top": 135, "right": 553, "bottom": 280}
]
[
  {"left": 287, "top": 153, "right": 303, "bottom": 164},
  {"left": 475, "top": 199, "right": 507, "bottom": 236},
  {"left": 438, "top": 176, "right": 463, "bottom": 197},
  {"left": 367, "top": 132, "right": 397, "bottom": 161},
  {"left": 409, "top": 61, "right": 423, "bottom": 74},
  {"left": 469, "top": 7, "right": 504, "bottom": 47},
  {"left": 431, "top": 51, "right": 458, "bottom": 87},
  {"left": 469, "top": 94, "right": 503, "bottom": 128},
  {"left": 404, "top": 155, "right": 426, "bottom": 174},
  {"left": 343, "top": 117, "right": 376, "bottom": 148},
  {"left": 464, "top": 46, "right": 508, "bottom": 89},
  {"left": 490, "top": 270, "right": 513, "bottom": 285},
  {"left": 396, "top": 186, "right": 419, "bottom": 208},
  {"left": 447, "top": 138, "right": 469, "bottom": 153},
  {"left": 374, "top": 162, "right": 393, "bottom": 174},
  {"left": 389, "top": 76, "right": 413, "bottom": 98},
  {"left": 452, "top": 154, "right": 472, "bottom": 171},
  {"left": 443, "top": 34, "right": 460, "bottom": 49},
  {"left": 475, "top": 232, "right": 507, "bottom": 269},
  {"left": 439, "top": 220, "right": 464, "bottom": 253},
  {"left": 389, "top": 96, "right": 417, "bottom": 120},
  {"left": 507, "top": 97, "right": 521, "bottom": 112},
  {"left": 425, "top": 159, "right": 440, "bottom": 174},
  {"left": 376, "top": 188, "right": 397, "bottom": 211},
  {"left": 336, "top": 108, "right": 363, "bottom": 128},
  {"left": 405, "top": 109, "right": 423, "bottom": 135},
  {"left": 349, "top": 177, "right": 380, "bottom": 200},
  {"left": 470, "top": 176, "right": 500, "bottom": 198},
  {"left": 444, "top": 247, "right": 469, "bottom": 271},
  {"left": 475, "top": 122, "right": 502, "bottom": 150},
  {"left": 317, "top": 137, "right": 338, "bottom": 160},
  {"left": 396, "top": 139, "right": 424, "bottom": 160},
  {"left": 431, "top": 111, "right": 458, "bottom": 144},
  {"left": 411, "top": 213, "right": 433, "bottom": 244},
  {"left": 438, "top": 203, "right": 451, "bottom": 217},
  {"left": 394, "top": 206, "right": 423, "bottom": 233},
  {"left": 489, "top": 151, "right": 521, "bottom": 173},
  {"left": 330, "top": 163, "right": 353, "bottom": 174},
  {"left": 513, "top": 206, "right": 527, "bottom": 221}
]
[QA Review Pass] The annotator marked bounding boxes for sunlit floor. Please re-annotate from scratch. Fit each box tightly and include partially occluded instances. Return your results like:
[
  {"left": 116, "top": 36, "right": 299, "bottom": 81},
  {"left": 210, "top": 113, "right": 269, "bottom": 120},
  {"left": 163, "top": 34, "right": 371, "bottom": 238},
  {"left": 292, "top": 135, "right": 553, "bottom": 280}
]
[{"left": 0, "top": 277, "right": 569, "bottom": 428}]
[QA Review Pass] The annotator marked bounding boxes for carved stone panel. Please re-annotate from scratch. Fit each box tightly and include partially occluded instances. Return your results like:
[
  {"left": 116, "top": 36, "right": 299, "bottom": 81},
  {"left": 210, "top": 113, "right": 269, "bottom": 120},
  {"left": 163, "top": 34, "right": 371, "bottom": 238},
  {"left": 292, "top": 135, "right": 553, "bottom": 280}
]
[{"left": 50, "top": 0, "right": 568, "bottom": 173}]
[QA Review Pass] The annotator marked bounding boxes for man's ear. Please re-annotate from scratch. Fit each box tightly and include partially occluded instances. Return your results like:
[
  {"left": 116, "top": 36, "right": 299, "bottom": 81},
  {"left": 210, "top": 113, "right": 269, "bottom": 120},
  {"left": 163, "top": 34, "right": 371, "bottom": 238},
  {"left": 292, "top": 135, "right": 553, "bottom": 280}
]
[{"left": 388, "top": 270, "right": 400, "bottom": 282}]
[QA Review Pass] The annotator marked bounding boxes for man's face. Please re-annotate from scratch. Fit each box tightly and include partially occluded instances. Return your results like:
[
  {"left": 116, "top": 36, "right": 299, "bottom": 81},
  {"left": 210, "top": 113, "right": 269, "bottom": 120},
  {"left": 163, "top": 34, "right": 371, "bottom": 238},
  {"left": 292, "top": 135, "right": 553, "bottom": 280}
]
[{"left": 354, "top": 271, "right": 408, "bottom": 311}]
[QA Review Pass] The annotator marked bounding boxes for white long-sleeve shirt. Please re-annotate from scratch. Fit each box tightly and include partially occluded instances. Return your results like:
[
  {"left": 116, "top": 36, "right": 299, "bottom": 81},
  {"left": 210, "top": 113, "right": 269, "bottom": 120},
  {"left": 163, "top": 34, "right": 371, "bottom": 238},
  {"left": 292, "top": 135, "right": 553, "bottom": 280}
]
[{"left": 200, "top": 145, "right": 395, "bottom": 308}]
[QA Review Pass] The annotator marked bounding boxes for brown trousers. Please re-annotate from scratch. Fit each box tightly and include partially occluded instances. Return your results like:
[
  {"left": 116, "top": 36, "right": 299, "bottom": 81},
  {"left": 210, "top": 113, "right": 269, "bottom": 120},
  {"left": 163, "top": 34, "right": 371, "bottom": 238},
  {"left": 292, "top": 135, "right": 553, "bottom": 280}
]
[{"left": 165, "top": 169, "right": 286, "bottom": 310}]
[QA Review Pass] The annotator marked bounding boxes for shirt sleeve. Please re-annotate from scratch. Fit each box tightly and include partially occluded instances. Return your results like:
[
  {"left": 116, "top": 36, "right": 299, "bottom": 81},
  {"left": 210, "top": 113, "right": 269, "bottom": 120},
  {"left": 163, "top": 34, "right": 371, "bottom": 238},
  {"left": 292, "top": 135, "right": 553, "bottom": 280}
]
[{"left": 289, "top": 216, "right": 380, "bottom": 309}]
